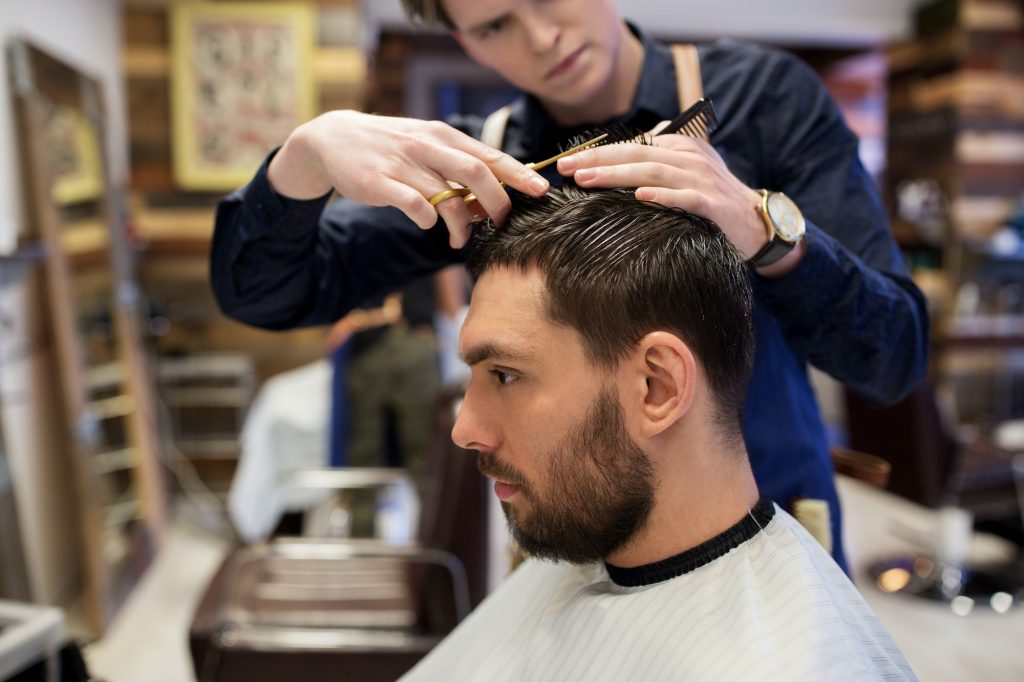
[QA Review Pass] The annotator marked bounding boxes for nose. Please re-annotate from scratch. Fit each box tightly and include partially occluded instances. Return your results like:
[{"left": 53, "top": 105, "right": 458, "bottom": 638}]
[
  {"left": 521, "top": 4, "right": 560, "bottom": 54},
  {"left": 451, "top": 383, "right": 498, "bottom": 452}
]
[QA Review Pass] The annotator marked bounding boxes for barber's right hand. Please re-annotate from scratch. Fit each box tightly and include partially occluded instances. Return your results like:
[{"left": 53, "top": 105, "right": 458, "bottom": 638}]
[{"left": 268, "top": 110, "right": 550, "bottom": 248}]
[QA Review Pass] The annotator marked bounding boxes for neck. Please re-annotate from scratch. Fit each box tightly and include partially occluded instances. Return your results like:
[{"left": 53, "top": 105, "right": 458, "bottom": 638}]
[
  {"left": 604, "top": 429, "right": 760, "bottom": 569},
  {"left": 542, "top": 23, "right": 644, "bottom": 127}
]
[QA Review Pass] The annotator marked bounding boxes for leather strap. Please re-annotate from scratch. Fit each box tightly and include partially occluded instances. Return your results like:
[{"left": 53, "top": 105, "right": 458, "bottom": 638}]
[
  {"left": 670, "top": 44, "right": 703, "bottom": 110},
  {"left": 480, "top": 104, "right": 513, "bottom": 150}
]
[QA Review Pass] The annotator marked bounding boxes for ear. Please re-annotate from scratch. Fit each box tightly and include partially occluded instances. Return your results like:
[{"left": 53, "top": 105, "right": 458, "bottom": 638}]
[{"left": 621, "top": 331, "right": 696, "bottom": 440}]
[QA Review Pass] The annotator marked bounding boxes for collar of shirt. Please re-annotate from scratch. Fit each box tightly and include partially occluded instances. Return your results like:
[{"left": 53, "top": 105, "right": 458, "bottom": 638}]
[
  {"left": 603, "top": 496, "right": 776, "bottom": 587},
  {"left": 516, "top": 21, "right": 681, "bottom": 163}
]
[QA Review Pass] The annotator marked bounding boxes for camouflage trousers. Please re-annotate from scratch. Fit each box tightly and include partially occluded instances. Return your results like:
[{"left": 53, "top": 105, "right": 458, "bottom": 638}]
[{"left": 345, "top": 324, "right": 440, "bottom": 536}]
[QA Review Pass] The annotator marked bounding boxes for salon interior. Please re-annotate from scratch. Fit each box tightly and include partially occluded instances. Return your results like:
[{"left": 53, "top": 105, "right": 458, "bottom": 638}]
[{"left": 1, "top": 0, "right": 1023, "bottom": 680}]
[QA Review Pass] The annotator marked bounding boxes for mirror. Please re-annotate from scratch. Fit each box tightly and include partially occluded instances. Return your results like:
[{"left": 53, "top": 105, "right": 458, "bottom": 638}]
[
  {"left": 7, "top": 38, "right": 165, "bottom": 633},
  {"left": 0, "top": 412, "right": 31, "bottom": 601}
]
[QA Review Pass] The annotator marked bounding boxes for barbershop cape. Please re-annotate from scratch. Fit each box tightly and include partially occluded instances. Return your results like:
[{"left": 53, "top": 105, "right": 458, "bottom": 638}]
[{"left": 401, "top": 499, "right": 915, "bottom": 682}]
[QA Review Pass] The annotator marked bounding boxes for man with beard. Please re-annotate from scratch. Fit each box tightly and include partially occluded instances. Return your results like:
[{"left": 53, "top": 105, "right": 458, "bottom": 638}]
[{"left": 399, "top": 185, "right": 915, "bottom": 681}]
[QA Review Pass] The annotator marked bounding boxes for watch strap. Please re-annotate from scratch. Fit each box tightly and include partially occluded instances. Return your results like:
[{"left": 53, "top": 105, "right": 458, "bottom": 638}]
[
  {"left": 748, "top": 234, "right": 795, "bottom": 268},
  {"left": 748, "top": 189, "right": 797, "bottom": 268}
]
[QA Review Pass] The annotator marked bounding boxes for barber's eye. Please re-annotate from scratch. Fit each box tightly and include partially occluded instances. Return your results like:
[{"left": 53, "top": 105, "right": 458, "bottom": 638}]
[
  {"left": 490, "top": 369, "right": 518, "bottom": 386},
  {"left": 478, "top": 17, "right": 508, "bottom": 38}
]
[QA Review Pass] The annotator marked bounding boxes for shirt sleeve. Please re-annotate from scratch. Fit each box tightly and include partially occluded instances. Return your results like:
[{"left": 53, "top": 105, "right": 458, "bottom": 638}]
[
  {"left": 748, "top": 49, "right": 929, "bottom": 405},
  {"left": 209, "top": 147, "right": 466, "bottom": 330}
]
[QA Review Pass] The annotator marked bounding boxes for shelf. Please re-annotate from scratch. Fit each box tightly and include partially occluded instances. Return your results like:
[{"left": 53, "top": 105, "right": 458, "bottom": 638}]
[
  {"left": 86, "top": 395, "right": 136, "bottom": 420},
  {"left": 944, "top": 314, "right": 1024, "bottom": 348},
  {"left": 161, "top": 386, "right": 250, "bottom": 407},
  {"left": 92, "top": 448, "right": 137, "bottom": 475},
  {"left": 157, "top": 353, "right": 255, "bottom": 380},
  {"left": 85, "top": 361, "right": 126, "bottom": 391},
  {"left": 102, "top": 497, "right": 142, "bottom": 530},
  {"left": 172, "top": 439, "right": 240, "bottom": 460}
]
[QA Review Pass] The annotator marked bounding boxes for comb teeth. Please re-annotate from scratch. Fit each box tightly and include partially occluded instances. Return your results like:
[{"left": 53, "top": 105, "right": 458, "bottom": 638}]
[
  {"left": 559, "top": 123, "right": 650, "bottom": 154},
  {"left": 657, "top": 98, "right": 719, "bottom": 142}
]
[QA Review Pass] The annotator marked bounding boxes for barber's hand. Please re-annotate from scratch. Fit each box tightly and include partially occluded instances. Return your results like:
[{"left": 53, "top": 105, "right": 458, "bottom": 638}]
[
  {"left": 269, "top": 110, "right": 550, "bottom": 248},
  {"left": 556, "top": 132, "right": 769, "bottom": 260}
]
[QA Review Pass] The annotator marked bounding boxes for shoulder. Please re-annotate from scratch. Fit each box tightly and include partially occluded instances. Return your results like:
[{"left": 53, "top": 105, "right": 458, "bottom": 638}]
[{"left": 700, "top": 39, "right": 827, "bottom": 103}]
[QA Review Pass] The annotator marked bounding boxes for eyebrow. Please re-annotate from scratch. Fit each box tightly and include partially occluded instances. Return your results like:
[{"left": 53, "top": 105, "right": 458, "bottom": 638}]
[{"left": 460, "top": 341, "right": 530, "bottom": 367}]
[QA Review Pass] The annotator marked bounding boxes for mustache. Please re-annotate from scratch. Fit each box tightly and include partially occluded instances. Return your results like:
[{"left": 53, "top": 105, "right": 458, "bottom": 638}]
[{"left": 477, "top": 451, "right": 527, "bottom": 487}]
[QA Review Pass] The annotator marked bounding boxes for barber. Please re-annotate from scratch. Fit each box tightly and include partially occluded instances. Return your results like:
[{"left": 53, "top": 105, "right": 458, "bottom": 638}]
[{"left": 211, "top": 0, "right": 929, "bottom": 571}]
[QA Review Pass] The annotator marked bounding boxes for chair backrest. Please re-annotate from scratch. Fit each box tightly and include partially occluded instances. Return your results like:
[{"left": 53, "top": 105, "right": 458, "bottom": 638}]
[
  {"left": 412, "top": 386, "right": 489, "bottom": 629},
  {"left": 830, "top": 447, "right": 892, "bottom": 488}
]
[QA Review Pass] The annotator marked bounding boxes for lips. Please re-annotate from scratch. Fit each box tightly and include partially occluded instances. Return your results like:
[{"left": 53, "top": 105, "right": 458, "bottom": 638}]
[
  {"left": 494, "top": 480, "right": 520, "bottom": 500},
  {"left": 545, "top": 45, "right": 585, "bottom": 80}
]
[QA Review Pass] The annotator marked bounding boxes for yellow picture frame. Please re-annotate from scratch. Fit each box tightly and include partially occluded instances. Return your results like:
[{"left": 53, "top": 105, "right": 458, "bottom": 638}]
[
  {"left": 48, "top": 106, "right": 105, "bottom": 205},
  {"left": 170, "top": 2, "right": 317, "bottom": 190}
]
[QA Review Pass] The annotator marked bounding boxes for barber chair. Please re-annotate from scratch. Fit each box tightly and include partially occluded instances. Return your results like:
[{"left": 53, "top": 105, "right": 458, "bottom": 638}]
[{"left": 189, "top": 389, "right": 489, "bottom": 682}]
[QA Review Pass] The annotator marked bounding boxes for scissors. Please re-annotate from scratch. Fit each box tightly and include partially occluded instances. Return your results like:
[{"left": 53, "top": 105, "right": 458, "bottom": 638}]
[
  {"left": 428, "top": 133, "right": 609, "bottom": 207},
  {"left": 427, "top": 98, "right": 717, "bottom": 208}
]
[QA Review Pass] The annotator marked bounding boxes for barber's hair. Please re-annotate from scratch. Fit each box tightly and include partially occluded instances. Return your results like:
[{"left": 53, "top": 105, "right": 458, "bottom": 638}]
[
  {"left": 469, "top": 184, "right": 755, "bottom": 433},
  {"left": 401, "top": 1, "right": 453, "bottom": 28}
]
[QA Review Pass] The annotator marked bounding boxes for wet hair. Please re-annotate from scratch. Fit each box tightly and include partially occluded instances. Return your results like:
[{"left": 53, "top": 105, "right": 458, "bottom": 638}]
[
  {"left": 401, "top": 0, "right": 453, "bottom": 28},
  {"left": 469, "top": 184, "right": 755, "bottom": 436}
]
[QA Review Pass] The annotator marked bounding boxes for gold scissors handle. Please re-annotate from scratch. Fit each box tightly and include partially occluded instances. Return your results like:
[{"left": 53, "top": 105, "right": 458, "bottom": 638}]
[{"left": 427, "top": 133, "right": 608, "bottom": 207}]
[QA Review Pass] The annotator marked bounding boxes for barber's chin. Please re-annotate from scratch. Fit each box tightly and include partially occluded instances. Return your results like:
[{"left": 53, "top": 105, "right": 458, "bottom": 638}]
[{"left": 494, "top": 480, "right": 520, "bottom": 501}]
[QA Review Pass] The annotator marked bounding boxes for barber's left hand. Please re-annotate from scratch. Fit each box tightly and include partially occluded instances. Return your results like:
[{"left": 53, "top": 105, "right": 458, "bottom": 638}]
[{"left": 556, "top": 133, "right": 767, "bottom": 260}]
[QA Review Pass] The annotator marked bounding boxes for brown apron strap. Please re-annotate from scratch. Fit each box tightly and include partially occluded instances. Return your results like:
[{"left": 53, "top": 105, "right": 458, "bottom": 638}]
[
  {"left": 480, "top": 104, "right": 513, "bottom": 150},
  {"left": 671, "top": 44, "right": 704, "bottom": 111}
]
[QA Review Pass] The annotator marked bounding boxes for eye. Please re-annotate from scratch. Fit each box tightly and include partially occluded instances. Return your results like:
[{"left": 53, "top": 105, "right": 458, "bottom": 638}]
[
  {"left": 476, "top": 16, "right": 509, "bottom": 39},
  {"left": 490, "top": 368, "right": 519, "bottom": 386}
]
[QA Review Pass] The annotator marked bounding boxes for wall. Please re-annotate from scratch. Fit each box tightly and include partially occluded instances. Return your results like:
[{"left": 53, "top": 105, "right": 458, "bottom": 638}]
[
  {"left": 0, "top": 0, "right": 125, "bottom": 607},
  {"left": 364, "top": 0, "right": 934, "bottom": 46}
]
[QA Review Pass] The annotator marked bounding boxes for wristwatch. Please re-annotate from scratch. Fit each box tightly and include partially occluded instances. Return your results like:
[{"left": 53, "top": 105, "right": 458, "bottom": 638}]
[{"left": 748, "top": 189, "right": 806, "bottom": 268}]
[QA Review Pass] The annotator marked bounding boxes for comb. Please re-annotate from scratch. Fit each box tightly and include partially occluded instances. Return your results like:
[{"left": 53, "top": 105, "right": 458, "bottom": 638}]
[
  {"left": 656, "top": 97, "right": 718, "bottom": 141},
  {"left": 558, "top": 97, "right": 718, "bottom": 153}
]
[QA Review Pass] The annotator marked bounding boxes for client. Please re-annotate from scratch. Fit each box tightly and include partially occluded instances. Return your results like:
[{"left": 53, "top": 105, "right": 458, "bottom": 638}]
[{"left": 402, "top": 185, "right": 915, "bottom": 681}]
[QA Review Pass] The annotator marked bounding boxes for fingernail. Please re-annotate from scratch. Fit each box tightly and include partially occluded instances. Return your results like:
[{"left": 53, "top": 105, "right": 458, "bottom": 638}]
[
  {"left": 575, "top": 168, "right": 596, "bottom": 182},
  {"left": 557, "top": 156, "right": 578, "bottom": 172},
  {"left": 529, "top": 176, "right": 549, "bottom": 194}
]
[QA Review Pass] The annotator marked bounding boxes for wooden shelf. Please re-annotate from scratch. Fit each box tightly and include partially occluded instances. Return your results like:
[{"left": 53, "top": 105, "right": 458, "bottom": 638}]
[{"left": 92, "top": 449, "right": 138, "bottom": 475}]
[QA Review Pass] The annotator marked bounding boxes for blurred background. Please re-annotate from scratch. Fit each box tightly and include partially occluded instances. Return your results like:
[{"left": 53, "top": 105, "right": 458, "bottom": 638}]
[{"left": 0, "top": 0, "right": 1022, "bottom": 680}]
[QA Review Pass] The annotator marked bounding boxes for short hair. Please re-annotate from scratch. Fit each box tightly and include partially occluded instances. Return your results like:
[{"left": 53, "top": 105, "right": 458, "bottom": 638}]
[
  {"left": 469, "top": 184, "right": 755, "bottom": 435},
  {"left": 401, "top": 1, "right": 453, "bottom": 28}
]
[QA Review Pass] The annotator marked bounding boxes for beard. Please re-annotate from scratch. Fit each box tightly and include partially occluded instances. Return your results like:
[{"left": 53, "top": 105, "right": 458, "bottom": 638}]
[{"left": 477, "top": 388, "right": 655, "bottom": 564}]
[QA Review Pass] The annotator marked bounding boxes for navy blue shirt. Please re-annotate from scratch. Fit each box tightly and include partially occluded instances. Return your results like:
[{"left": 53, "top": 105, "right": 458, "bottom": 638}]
[{"left": 210, "top": 27, "right": 929, "bottom": 570}]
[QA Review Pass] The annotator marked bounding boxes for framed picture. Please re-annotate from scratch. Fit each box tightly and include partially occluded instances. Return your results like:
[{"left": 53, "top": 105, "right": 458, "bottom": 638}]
[
  {"left": 46, "top": 106, "right": 105, "bottom": 205},
  {"left": 171, "top": 2, "right": 317, "bottom": 190}
]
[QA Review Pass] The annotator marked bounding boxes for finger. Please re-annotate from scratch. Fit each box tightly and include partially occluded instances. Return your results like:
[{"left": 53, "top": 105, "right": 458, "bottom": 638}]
[
  {"left": 369, "top": 178, "right": 439, "bottom": 230},
  {"left": 425, "top": 145, "right": 516, "bottom": 224},
  {"left": 649, "top": 120, "right": 672, "bottom": 135},
  {"left": 635, "top": 187, "right": 710, "bottom": 216},
  {"left": 466, "top": 201, "right": 488, "bottom": 224},
  {"left": 651, "top": 132, "right": 721, "bottom": 160},
  {"left": 557, "top": 142, "right": 695, "bottom": 174},
  {"left": 433, "top": 193, "right": 474, "bottom": 244},
  {"left": 573, "top": 161, "right": 691, "bottom": 190},
  {"left": 432, "top": 123, "right": 550, "bottom": 198}
]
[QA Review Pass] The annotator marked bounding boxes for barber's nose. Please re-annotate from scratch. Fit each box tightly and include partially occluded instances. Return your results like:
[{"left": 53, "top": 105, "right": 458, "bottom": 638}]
[
  {"left": 451, "top": 385, "right": 498, "bottom": 452},
  {"left": 522, "top": 7, "right": 560, "bottom": 54}
]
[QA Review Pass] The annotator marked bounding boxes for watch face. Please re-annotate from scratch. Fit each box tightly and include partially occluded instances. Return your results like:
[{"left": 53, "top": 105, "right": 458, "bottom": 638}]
[{"left": 766, "top": 192, "right": 806, "bottom": 242}]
